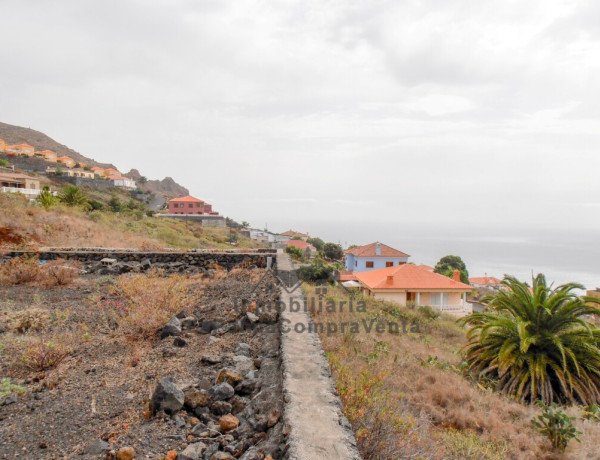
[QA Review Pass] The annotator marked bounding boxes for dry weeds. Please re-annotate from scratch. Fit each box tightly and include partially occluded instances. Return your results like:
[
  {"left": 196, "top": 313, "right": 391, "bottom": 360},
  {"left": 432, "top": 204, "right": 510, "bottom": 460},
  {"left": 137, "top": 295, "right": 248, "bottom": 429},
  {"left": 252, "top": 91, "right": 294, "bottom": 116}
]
[{"left": 306, "top": 284, "right": 600, "bottom": 460}]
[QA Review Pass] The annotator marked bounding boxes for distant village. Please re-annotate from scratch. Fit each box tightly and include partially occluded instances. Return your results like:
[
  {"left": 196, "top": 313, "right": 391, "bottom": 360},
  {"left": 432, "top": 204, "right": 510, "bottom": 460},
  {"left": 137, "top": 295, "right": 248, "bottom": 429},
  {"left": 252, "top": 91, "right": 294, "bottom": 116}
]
[
  {"left": 0, "top": 139, "right": 136, "bottom": 195},
  {"left": 251, "top": 230, "right": 600, "bottom": 316},
  {"left": 0, "top": 138, "right": 224, "bottom": 226}
]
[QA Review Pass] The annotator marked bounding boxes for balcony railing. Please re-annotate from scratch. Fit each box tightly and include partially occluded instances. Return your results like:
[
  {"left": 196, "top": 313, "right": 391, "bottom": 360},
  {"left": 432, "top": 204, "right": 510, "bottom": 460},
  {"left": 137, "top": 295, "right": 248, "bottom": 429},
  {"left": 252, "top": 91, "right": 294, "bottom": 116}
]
[
  {"left": 436, "top": 302, "right": 473, "bottom": 316},
  {"left": 0, "top": 187, "right": 42, "bottom": 197}
]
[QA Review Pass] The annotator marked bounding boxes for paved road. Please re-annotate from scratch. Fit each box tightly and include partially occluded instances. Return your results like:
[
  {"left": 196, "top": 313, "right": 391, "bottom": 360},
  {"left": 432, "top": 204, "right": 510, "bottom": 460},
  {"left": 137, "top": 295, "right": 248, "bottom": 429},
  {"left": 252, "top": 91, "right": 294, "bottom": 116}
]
[{"left": 277, "top": 253, "right": 361, "bottom": 460}]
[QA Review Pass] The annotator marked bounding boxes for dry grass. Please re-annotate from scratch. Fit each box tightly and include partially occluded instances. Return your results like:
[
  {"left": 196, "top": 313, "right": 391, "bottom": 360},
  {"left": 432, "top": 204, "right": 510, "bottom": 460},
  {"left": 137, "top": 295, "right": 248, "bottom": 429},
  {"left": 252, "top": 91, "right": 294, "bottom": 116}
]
[
  {"left": 105, "top": 270, "right": 194, "bottom": 341},
  {"left": 0, "top": 256, "right": 81, "bottom": 288},
  {"left": 305, "top": 284, "right": 600, "bottom": 459},
  {"left": 0, "top": 193, "right": 264, "bottom": 250}
]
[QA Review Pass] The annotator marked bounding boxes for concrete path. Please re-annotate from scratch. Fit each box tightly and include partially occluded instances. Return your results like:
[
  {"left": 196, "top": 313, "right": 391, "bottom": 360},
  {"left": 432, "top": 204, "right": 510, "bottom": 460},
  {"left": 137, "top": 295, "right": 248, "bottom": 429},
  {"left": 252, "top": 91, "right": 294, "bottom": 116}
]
[{"left": 277, "top": 253, "right": 361, "bottom": 460}]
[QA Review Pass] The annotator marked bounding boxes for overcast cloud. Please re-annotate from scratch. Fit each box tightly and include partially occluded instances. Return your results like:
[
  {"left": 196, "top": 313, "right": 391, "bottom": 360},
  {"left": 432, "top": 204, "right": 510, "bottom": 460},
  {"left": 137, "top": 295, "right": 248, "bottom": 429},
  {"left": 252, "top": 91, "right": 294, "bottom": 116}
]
[{"left": 1, "top": 0, "right": 599, "bottom": 284}]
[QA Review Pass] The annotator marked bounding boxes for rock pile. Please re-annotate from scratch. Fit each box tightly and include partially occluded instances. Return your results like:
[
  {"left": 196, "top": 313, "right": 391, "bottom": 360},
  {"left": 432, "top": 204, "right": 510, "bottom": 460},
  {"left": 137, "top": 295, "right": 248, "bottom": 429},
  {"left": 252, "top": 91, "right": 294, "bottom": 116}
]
[{"left": 145, "top": 272, "right": 285, "bottom": 459}]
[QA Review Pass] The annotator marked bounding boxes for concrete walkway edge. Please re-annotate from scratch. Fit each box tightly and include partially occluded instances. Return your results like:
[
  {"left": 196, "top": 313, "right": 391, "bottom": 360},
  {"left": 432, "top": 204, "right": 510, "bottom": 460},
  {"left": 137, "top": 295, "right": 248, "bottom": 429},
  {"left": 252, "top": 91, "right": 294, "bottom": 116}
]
[{"left": 277, "top": 253, "right": 362, "bottom": 460}]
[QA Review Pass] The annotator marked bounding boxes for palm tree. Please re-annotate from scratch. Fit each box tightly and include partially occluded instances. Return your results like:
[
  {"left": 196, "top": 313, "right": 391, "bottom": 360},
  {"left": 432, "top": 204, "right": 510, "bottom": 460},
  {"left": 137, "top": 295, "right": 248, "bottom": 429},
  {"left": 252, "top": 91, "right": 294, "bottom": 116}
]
[
  {"left": 460, "top": 274, "right": 600, "bottom": 405},
  {"left": 58, "top": 185, "right": 89, "bottom": 208}
]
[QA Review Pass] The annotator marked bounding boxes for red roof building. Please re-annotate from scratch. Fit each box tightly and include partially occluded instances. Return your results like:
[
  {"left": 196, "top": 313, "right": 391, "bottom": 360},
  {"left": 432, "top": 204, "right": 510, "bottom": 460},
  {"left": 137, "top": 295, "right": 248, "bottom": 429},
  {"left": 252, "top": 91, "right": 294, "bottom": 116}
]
[
  {"left": 469, "top": 276, "right": 503, "bottom": 288},
  {"left": 356, "top": 264, "right": 473, "bottom": 315},
  {"left": 168, "top": 195, "right": 217, "bottom": 215},
  {"left": 285, "top": 240, "right": 316, "bottom": 252}
]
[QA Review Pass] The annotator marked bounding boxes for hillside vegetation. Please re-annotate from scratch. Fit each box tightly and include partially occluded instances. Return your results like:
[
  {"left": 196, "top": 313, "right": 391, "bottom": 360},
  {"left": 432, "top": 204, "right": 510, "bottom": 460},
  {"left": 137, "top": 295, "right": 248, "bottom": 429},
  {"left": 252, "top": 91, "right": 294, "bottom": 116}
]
[
  {"left": 305, "top": 284, "right": 600, "bottom": 459},
  {"left": 0, "top": 194, "right": 263, "bottom": 250}
]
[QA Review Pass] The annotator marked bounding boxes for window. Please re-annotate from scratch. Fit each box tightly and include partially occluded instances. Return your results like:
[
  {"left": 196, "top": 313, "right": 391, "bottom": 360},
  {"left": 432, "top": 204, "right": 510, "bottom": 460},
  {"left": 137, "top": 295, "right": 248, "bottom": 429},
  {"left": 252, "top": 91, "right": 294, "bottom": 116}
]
[
  {"left": 189, "top": 203, "right": 193, "bottom": 208},
  {"left": 366, "top": 261, "right": 374, "bottom": 268},
  {"left": 386, "top": 261, "right": 393, "bottom": 267},
  {"left": 430, "top": 293, "right": 449, "bottom": 306},
  {"left": 196, "top": 203, "right": 201, "bottom": 207}
]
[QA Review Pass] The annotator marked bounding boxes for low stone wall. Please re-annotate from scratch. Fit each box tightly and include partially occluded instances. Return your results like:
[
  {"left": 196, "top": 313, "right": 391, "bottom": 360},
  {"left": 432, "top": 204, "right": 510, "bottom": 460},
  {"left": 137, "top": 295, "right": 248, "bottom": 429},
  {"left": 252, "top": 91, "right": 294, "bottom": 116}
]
[
  {"left": 156, "top": 214, "right": 226, "bottom": 228},
  {"left": 52, "top": 175, "right": 114, "bottom": 189},
  {"left": 4, "top": 250, "right": 276, "bottom": 272}
]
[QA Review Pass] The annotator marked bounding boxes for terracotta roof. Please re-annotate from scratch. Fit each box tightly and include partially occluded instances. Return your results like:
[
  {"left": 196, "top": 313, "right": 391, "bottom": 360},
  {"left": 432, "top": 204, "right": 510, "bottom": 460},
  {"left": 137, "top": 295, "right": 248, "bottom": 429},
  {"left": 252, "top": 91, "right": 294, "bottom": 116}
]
[
  {"left": 107, "top": 175, "right": 133, "bottom": 181},
  {"left": 356, "top": 264, "right": 472, "bottom": 291},
  {"left": 169, "top": 195, "right": 204, "bottom": 203},
  {"left": 10, "top": 143, "right": 33, "bottom": 149},
  {"left": 0, "top": 172, "right": 37, "bottom": 181},
  {"left": 57, "top": 156, "right": 74, "bottom": 161},
  {"left": 469, "top": 276, "right": 502, "bottom": 286},
  {"left": 338, "top": 270, "right": 358, "bottom": 282},
  {"left": 345, "top": 242, "right": 410, "bottom": 258},
  {"left": 286, "top": 240, "right": 316, "bottom": 251},
  {"left": 280, "top": 230, "right": 309, "bottom": 238},
  {"left": 416, "top": 264, "right": 434, "bottom": 272}
]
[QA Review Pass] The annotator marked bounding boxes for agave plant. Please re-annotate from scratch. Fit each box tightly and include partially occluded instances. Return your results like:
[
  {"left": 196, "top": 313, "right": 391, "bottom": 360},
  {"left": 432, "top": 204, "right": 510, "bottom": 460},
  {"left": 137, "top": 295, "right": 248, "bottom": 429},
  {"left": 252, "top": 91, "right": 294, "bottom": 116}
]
[{"left": 460, "top": 274, "right": 600, "bottom": 404}]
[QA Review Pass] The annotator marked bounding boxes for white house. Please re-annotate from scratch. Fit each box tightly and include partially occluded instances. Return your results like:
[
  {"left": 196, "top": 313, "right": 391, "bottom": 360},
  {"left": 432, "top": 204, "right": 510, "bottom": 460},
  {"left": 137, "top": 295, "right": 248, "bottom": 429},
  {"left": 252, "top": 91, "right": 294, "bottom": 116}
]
[{"left": 109, "top": 175, "right": 136, "bottom": 190}]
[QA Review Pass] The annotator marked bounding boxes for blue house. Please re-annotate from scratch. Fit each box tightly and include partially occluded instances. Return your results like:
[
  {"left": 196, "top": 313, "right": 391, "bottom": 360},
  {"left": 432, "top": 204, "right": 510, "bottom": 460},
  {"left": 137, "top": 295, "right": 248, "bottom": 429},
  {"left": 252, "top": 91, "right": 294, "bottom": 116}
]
[{"left": 344, "top": 242, "right": 410, "bottom": 273}]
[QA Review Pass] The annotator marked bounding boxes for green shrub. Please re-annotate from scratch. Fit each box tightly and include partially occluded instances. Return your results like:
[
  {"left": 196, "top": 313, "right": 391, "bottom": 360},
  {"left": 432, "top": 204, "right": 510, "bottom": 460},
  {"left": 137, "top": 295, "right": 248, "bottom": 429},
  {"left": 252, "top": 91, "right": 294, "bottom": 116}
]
[
  {"left": 36, "top": 186, "right": 58, "bottom": 209},
  {"left": 297, "top": 260, "right": 336, "bottom": 282},
  {"left": 582, "top": 404, "right": 600, "bottom": 423},
  {"left": 285, "top": 246, "right": 304, "bottom": 260},
  {"left": 531, "top": 401, "right": 581, "bottom": 452},
  {"left": 0, "top": 378, "right": 24, "bottom": 403}
]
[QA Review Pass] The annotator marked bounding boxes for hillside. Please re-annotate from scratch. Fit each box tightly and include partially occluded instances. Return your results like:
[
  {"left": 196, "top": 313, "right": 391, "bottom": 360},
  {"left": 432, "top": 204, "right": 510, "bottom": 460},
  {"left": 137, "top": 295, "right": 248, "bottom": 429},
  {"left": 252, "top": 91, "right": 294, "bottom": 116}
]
[
  {"left": 0, "top": 122, "right": 115, "bottom": 169},
  {"left": 306, "top": 284, "right": 600, "bottom": 459},
  {"left": 0, "top": 194, "right": 263, "bottom": 250},
  {"left": 0, "top": 122, "right": 189, "bottom": 197},
  {"left": 126, "top": 168, "right": 189, "bottom": 197}
]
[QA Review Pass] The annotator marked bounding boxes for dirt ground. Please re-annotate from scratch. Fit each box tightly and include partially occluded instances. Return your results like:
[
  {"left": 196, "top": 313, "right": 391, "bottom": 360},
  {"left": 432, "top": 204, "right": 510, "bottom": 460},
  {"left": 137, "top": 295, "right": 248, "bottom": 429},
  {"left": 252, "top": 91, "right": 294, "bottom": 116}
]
[{"left": 0, "top": 268, "right": 285, "bottom": 459}]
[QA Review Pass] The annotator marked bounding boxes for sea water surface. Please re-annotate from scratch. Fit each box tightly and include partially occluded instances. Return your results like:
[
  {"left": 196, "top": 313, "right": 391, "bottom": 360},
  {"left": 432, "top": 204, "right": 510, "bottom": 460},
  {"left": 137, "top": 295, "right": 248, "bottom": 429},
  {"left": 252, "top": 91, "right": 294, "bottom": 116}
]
[{"left": 282, "top": 220, "right": 600, "bottom": 291}]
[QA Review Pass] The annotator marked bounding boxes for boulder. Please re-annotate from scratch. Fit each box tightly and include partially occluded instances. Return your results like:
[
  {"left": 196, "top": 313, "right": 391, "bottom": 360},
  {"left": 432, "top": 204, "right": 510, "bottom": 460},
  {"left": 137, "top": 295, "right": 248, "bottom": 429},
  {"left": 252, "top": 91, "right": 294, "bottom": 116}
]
[
  {"left": 234, "top": 343, "right": 251, "bottom": 357},
  {"left": 232, "top": 356, "right": 255, "bottom": 374},
  {"left": 160, "top": 317, "right": 182, "bottom": 339},
  {"left": 210, "top": 451, "right": 235, "bottom": 460},
  {"left": 179, "top": 442, "right": 207, "bottom": 460},
  {"left": 210, "top": 401, "right": 233, "bottom": 416},
  {"left": 235, "top": 379, "right": 259, "bottom": 396},
  {"left": 181, "top": 316, "right": 198, "bottom": 329},
  {"left": 199, "top": 319, "right": 220, "bottom": 334},
  {"left": 151, "top": 377, "right": 185, "bottom": 415},
  {"left": 184, "top": 389, "right": 210, "bottom": 409},
  {"left": 201, "top": 354, "right": 223, "bottom": 365},
  {"left": 208, "top": 383, "right": 234, "bottom": 401},
  {"left": 173, "top": 337, "right": 188, "bottom": 347},
  {"left": 216, "top": 369, "right": 243, "bottom": 386},
  {"left": 219, "top": 414, "right": 240, "bottom": 431},
  {"left": 116, "top": 446, "right": 136, "bottom": 460},
  {"left": 86, "top": 439, "right": 110, "bottom": 455}
]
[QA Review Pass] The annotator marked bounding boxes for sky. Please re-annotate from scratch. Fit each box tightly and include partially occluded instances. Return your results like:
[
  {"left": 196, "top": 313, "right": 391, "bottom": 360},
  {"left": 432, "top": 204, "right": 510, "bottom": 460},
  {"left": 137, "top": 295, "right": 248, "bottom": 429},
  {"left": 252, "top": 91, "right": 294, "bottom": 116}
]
[{"left": 1, "top": 0, "right": 599, "bottom": 286}]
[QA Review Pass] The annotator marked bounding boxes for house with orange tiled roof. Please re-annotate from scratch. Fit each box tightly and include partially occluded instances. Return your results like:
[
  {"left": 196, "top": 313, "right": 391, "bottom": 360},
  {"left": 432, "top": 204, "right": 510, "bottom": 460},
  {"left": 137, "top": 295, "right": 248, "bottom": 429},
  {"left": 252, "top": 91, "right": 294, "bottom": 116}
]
[
  {"left": 356, "top": 265, "right": 473, "bottom": 316},
  {"left": 0, "top": 139, "right": 6, "bottom": 153},
  {"left": 103, "top": 168, "right": 120, "bottom": 176},
  {"left": 6, "top": 143, "right": 35, "bottom": 157},
  {"left": 285, "top": 239, "right": 317, "bottom": 258},
  {"left": 469, "top": 276, "right": 503, "bottom": 289},
  {"left": 344, "top": 242, "right": 410, "bottom": 272},
  {"left": 36, "top": 150, "right": 58, "bottom": 162},
  {"left": 57, "top": 156, "right": 76, "bottom": 168},
  {"left": 91, "top": 167, "right": 105, "bottom": 177},
  {"left": 280, "top": 230, "right": 309, "bottom": 241},
  {"left": 168, "top": 195, "right": 217, "bottom": 215}
]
